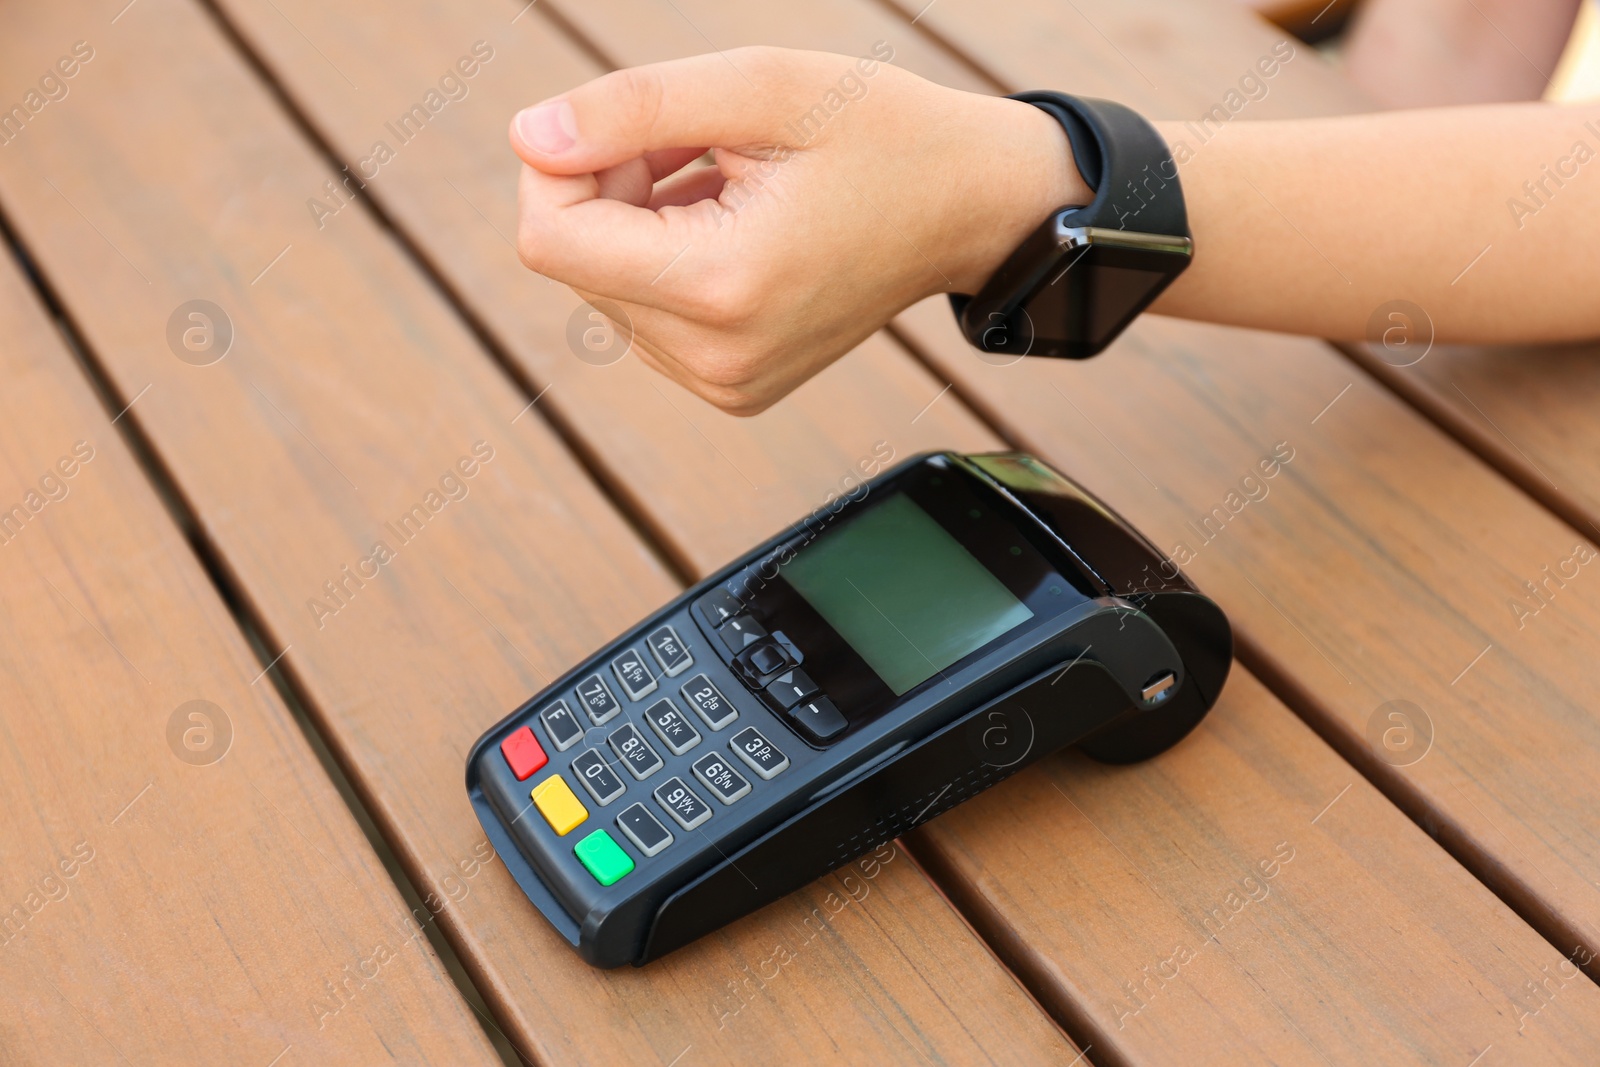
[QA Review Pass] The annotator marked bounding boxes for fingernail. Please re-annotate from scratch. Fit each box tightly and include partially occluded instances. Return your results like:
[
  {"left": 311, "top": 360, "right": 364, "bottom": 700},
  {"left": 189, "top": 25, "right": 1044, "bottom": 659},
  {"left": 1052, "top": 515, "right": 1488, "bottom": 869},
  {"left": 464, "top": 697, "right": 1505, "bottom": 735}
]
[{"left": 515, "top": 100, "right": 577, "bottom": 154}]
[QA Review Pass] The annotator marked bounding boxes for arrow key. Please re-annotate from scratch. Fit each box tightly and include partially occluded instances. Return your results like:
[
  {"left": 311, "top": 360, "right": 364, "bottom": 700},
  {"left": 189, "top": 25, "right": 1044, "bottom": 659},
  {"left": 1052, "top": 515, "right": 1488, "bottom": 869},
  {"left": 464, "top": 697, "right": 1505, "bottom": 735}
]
[{"left": 762, "top": 668, "right": 819, "bottom": 710}]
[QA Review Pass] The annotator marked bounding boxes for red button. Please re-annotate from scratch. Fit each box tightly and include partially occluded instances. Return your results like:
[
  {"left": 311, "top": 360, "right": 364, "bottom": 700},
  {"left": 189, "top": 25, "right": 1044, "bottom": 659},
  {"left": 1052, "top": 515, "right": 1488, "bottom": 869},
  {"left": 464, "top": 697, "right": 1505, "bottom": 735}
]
[{"left": 500, "top": 726, "right": 547, "bottom": 780}]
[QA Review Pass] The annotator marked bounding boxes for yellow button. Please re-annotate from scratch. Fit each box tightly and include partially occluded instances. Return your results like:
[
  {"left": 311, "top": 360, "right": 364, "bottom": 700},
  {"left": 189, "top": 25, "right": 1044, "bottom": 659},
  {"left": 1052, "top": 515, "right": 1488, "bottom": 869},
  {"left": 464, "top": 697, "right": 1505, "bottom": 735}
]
[{"left": 531, "top": 775, "right": 588, "bottom": 836}]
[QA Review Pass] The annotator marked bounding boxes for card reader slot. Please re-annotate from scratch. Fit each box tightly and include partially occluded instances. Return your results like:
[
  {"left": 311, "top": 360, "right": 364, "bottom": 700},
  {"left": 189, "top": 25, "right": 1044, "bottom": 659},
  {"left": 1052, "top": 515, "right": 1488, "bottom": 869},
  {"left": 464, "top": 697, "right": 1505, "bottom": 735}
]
[{"left": 1078, "top": 591, "right": 1232, "bottom": 763}]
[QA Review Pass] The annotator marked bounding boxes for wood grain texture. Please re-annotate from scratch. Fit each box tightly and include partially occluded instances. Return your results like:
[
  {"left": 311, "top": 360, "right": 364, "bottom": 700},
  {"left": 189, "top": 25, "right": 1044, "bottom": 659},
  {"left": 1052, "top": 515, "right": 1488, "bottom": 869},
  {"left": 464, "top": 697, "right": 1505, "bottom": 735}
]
[
  {"left": 919, "top": 670, "right": 1600, "bottom": 1066},
  {"left": 1346, "top": 337, "right": 1600, "bottom": 552},
  {"left": 0, "top": 1, "right": 1081, "bottom": 1063},
  {"left": 212, "top": 0, "right": 1000, "bottom": 578},
  {"left": 885, "top": 0, "right": 1600, "bottom": 989},
  {"left": 874, "top": 0, "right": 1371, "bottom": 115},
  {"left": 0, "top": 232, "right": 496, "bottom": 1060},
  {"left": 194, "top": 0, "right": 1600, "bottom": 1062}
]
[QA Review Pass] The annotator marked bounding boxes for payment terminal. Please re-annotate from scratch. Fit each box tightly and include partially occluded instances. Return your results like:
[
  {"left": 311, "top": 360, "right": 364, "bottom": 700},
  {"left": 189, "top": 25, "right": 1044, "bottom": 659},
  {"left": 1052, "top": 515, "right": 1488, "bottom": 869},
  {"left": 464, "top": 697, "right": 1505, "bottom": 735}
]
[{"left": 466, "top": 452, "right": 1231, "bottom": 967}]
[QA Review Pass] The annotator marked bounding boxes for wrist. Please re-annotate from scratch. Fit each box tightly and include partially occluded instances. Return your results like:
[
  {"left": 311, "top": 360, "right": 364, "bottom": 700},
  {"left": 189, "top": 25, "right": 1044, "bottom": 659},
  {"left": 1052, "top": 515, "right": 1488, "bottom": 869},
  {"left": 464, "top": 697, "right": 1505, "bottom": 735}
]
[{"left": 946, "top": 96, "right": 1094, "bottom": 296}]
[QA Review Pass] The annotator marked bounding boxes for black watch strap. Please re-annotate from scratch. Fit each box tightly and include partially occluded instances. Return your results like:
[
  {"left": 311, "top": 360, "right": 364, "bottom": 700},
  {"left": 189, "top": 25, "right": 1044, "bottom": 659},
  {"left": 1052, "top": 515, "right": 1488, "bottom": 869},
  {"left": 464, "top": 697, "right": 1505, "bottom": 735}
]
[
  {"left": 1007, "top": 91, "right": 1187, "bottom": 236},
  {"left": 948, "top": 91, "right": 1189, "bottom": 358}
]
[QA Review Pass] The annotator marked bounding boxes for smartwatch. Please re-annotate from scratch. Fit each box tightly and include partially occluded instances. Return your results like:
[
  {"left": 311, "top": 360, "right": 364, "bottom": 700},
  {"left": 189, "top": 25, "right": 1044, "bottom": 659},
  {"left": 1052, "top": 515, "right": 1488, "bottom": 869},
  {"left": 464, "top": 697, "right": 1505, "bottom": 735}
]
[{"left": 951, "top": 92, "right": 1192, "bottom": 360}]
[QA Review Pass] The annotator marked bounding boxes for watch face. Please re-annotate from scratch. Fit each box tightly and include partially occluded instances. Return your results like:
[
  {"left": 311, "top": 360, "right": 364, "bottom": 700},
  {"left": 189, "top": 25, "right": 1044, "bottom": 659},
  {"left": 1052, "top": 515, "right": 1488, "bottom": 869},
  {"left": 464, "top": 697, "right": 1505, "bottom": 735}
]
[
  {"left": 972, "top": 227, "right": 1190, "bottom": 361},
  {"left": 1014, "top": 232, "right": 1190, "bottom": 359}
]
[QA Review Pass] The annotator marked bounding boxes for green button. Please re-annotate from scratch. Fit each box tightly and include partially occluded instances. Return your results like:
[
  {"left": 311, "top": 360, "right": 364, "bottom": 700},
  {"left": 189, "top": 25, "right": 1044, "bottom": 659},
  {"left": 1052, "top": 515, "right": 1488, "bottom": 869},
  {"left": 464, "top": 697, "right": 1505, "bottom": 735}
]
[{"left": 574, "top": 829, "right": 635, "bottom": 886}]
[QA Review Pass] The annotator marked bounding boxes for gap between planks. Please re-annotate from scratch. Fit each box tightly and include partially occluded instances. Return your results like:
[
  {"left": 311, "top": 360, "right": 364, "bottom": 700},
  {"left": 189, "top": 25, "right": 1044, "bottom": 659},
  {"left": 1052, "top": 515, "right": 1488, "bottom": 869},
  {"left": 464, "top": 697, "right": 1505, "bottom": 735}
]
[
  {"left": 181, "top": 0, "right": 1091, "bottom": 1052},
  {"left": 192, "top": 0, "right": 1600, "bottom": 1042},
  {"left": 0, "top": 188, "right": 533, "bottom": 1067},
  {"left": 856, "top": 6, "right": 1600, "bottom": 996},
  {"left": 191, "top": 0, "right": 699, "bottom": 590}
]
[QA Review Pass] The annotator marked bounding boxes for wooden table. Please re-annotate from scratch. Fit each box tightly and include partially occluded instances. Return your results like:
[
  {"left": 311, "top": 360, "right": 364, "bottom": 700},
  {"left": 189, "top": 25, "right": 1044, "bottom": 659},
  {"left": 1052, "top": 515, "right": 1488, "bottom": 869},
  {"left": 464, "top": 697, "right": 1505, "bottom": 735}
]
[{"left": 2, "top": 1, "right": 1597, "bottom": 1063}]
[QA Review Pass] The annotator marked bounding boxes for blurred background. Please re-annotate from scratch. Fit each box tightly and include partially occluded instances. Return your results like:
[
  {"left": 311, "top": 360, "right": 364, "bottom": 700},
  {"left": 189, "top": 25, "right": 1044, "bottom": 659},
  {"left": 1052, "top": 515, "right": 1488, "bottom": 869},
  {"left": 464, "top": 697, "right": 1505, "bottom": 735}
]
[{"left": 1247, "top": 0, "right": 1599, "bottom": 102}]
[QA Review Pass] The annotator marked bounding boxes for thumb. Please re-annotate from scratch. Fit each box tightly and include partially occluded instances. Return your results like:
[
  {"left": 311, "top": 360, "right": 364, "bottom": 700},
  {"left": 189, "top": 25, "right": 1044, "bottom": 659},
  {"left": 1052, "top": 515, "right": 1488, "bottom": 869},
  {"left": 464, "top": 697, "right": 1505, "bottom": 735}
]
[{"left": 510, "top": 48, "right": 822, "bottom": 175}]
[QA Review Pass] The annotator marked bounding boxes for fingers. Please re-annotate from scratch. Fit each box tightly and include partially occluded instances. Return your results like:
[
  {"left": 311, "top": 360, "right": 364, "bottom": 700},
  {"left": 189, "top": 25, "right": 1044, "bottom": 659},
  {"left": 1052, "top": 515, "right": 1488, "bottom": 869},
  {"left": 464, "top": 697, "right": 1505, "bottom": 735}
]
[
  {"left": 506, "top": 43, "right": 923, "bottom": 415},
  {"left": 509, "top": 48, "right": 819, "bottom": 175},
  {"left": 647, "top": 166, "right": 725, "bottom": 211},
  {"left": 645, "top": 147, "right": 710, "bottom": 182},
  {"left": 592, "top": 147, "right": 708, "bottom": 206},
  {"left": 516, "top": 164, "right": 725, "bottom": 303}
]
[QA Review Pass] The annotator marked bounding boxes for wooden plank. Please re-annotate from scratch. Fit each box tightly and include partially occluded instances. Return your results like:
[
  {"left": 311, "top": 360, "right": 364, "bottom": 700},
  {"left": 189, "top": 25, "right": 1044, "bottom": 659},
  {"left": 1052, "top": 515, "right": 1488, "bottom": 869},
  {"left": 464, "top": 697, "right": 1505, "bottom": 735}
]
[
  {"left": 871, "top": 0, "right": 1372, "bottom": 115},
  {"left": 193, "top": 0, "right": 1600, "bottom": 1061},
  {"left": 895, "top": 0, "right": 1600, "bottom": 551},
  {"left": 0, "top": 239, "right": 496, "bottom": 1059},
  {"left": 203, "top": 0, "right": 1336, "bottom": 642},
  {"left": 882, "top": 0, "right": 1600, "bottom": 986},
  {"left": 1344, "top": 339, "right": 1600, "bottom": 553},
  {"left": 903, "top": 0, "right": 1600, "bottom": 558},
  {"left": 0, "top": 1, "right": 1082, "bottom": 1063},
  {"left": 920, "top": 669, "right": 1600, "bottom": 1064},
  {"left": 218, "top": 0, "right": 999, "bottom": 576}
]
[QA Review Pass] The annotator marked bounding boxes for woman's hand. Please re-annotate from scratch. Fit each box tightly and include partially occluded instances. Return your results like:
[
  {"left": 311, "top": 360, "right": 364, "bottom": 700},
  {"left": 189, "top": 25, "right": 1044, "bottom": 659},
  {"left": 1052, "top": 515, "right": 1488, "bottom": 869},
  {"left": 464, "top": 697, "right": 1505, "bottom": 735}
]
[{"left": 510, "top": 45, "right": 1085, "bottom": 415}]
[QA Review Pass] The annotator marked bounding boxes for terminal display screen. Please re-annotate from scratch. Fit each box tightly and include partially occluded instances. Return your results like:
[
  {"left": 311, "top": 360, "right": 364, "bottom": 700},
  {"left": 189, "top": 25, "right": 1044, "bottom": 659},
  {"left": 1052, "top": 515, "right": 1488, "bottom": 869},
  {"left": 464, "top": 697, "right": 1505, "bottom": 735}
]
[{"left": 782, "top": 494, "right": 1035, "bottom": 696}]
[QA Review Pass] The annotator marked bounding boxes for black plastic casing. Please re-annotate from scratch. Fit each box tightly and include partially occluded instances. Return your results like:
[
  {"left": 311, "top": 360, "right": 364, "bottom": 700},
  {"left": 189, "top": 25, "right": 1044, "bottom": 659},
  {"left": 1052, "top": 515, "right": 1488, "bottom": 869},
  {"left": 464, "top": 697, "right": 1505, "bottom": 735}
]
[
  {"left": 951, "top": 93, "right": 1192, "bottom": 360},
  {"left": 951, "top": 216, "right": 1192, "bottom": 359},
  {"left": 465, "top": 452, "right": 1231, "bottom": 968}
]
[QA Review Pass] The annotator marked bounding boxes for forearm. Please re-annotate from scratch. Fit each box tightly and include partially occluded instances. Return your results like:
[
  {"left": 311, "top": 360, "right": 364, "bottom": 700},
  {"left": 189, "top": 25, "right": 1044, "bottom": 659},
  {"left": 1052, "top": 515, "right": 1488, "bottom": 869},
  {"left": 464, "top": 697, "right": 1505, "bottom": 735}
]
[
  {"left": 1148, "top": 103, "right": 1600, "bottom": 344},
  {"left": 510, "top": 48, "right": 1600, "bottom": 416}
]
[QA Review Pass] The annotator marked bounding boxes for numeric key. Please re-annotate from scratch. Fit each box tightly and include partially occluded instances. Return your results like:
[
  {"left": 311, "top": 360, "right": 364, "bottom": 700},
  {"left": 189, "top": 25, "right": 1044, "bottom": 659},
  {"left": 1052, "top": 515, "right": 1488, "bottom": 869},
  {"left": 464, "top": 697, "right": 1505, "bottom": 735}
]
[
  {"left": 610, "top": 647, "right": 659, "bottom": 701},
  {"left": 571, "top": 748, "right": 627, "bottom": 806},
  {"left": 646, "top": 625, "right": 693, "bottom": 677},
  {"left": 680, "top": 674, "right": 738, "bottom": 730},
  {"left": 611, "top": 652, "right": 662, "bottom": 700},
  {"left": 607, "top": 723, "right": 664, "bottom": 780},
  {"left": 652, "top": 776, "right": 712, "bottom": 831},
  {"left": 643, "top": 697, "right": 701, "bottom": 755},
  {"left": 691, "top": 752, "right": 751, "bottom": 805},
  {"left": 729, "top": 727, "right": 789, "bottom": 780},
  {"left": 575, "top": 674, "right": 622, "bottom": 725}
]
